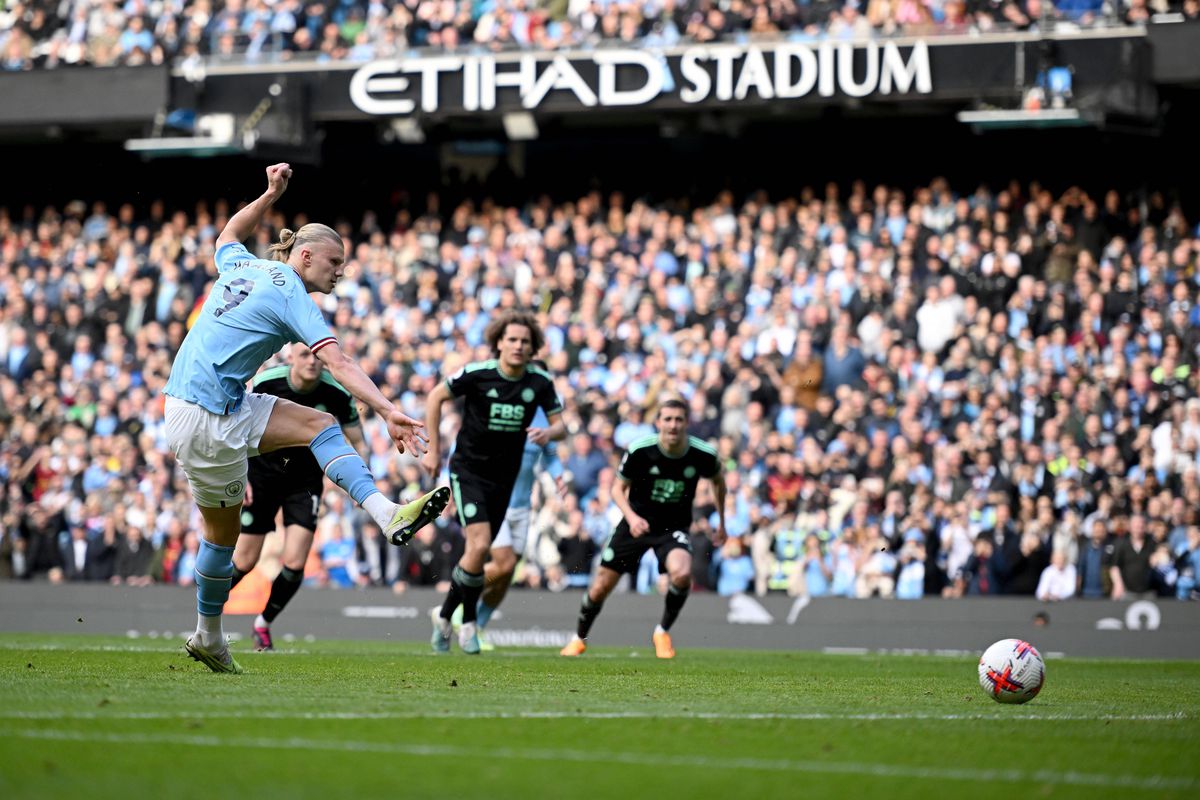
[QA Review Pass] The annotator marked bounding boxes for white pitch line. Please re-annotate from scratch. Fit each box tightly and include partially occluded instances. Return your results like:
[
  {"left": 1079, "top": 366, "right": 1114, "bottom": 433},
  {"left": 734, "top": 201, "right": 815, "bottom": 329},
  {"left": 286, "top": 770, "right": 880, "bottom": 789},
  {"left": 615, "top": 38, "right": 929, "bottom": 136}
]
[
  {"left": 2, "top": 729, "right": 1195, "bottom": 790},
  {"left": 0, "top": 710, "right": 1188, "bottom": 722},
  {"left": 0, "top": 642, "right": 623, "bottom": 658}
]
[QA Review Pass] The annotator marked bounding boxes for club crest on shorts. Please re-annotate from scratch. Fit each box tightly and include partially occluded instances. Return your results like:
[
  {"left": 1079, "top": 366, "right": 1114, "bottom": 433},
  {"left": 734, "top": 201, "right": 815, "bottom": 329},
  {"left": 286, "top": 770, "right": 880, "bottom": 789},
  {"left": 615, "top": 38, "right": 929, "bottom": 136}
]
[
  {"left": 464, "top": 502, "right": 478, "bottom": 518},
  {"left": 225, "top": 480, "right": 245, "bottom": 497}
]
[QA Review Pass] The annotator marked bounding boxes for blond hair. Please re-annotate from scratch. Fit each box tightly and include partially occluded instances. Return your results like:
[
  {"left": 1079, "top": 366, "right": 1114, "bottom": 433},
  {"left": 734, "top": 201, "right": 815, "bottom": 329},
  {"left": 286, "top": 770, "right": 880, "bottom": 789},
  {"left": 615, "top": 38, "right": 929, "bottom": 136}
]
[{"left": 266, "top": 223, "right": 342, "bottom": 263}]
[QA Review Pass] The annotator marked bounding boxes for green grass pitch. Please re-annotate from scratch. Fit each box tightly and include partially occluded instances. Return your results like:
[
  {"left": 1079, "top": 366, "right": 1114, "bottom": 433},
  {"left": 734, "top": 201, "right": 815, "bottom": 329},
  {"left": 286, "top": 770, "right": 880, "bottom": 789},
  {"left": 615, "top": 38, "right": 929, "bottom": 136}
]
[{"left": 1, "top": 634, "right": 1197, "bottom": 799}]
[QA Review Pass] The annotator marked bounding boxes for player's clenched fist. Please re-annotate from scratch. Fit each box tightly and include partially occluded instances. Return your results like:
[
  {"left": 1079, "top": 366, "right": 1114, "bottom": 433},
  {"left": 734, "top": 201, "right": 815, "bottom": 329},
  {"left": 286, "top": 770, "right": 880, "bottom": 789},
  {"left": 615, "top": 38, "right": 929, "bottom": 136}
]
[{"left": 266, "top": 163, "right": 292, "bottom": 196}]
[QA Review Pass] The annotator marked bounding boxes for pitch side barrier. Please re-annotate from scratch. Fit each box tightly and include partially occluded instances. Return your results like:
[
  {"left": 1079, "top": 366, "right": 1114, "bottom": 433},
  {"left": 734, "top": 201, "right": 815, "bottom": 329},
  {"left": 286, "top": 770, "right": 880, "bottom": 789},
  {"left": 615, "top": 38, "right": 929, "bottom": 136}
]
[{"left": 1, "top": 583, "right": 1196, "bottom": 659}]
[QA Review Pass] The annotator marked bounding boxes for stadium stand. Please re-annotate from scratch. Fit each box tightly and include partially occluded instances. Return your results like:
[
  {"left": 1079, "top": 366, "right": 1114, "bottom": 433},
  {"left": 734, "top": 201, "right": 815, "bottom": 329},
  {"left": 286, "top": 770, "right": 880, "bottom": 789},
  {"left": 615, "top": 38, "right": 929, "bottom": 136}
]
[
  {"left": 0, "top": 0, "right": 1179, "bottom": 70},
  {"left": 1, "top": 176, "right": 1198, "bottom": 601}
]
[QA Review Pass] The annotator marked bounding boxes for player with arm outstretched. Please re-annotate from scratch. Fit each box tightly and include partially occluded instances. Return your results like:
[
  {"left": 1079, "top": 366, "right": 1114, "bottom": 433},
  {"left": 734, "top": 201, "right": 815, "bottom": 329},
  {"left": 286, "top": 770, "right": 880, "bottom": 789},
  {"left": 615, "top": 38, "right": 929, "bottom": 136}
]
[
  {"left": 163, "top": 164, "right": 449, "bottom": 673},
  {"left": 560, "top": 397, "right": 726, "bottom": 659},
  {"left": 421, "top": 311, "right": 565, "bottom": 654},
  {"left": 229, "top": 342, "right": 370, "bottom": 651}
]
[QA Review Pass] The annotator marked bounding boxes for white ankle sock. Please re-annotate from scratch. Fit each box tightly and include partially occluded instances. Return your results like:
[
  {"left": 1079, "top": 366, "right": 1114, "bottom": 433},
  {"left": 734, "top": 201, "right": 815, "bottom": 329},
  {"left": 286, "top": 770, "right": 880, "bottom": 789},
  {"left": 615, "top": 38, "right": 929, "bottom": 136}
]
[
  {"left": 196, "top": 614, "right": 223, "bottom": 647},
  {"left": 254, "top": 614, "right": 269, "bottom": 629},
  {"left": 362, "top": 493, "right": 395, "bottom": 529}
]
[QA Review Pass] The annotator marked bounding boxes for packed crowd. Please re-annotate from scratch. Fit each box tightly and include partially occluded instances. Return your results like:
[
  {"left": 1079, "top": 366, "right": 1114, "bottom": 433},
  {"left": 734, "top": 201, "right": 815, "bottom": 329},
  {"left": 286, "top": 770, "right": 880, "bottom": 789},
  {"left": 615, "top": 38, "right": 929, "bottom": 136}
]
[
  {"left": 2, "top": 0, "right": 1191, "bottom": 71},
  {"left": 1, "top": 174, "right": 1199, "bottom": 604}
]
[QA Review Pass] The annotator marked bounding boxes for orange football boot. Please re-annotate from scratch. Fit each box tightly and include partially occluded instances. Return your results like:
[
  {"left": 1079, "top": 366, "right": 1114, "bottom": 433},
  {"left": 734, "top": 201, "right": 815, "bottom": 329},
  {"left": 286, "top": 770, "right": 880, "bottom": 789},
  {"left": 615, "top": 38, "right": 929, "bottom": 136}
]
[
  {"left": 560, "top": 636, "right": 587, "bottom": 656},
  {"left": 652, "top": 630, "right": 675, "bottom": 659}
]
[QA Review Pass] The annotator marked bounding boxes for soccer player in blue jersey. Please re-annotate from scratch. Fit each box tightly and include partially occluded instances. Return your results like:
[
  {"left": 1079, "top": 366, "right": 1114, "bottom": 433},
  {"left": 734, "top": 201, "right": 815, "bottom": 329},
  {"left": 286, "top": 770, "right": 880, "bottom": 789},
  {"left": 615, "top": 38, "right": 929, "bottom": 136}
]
[
  {"left": 163, "top": 164, "right": 449, "bottom": 673},
  {"left": 450, "top": 404, "right": 567, "bottom": 651}
]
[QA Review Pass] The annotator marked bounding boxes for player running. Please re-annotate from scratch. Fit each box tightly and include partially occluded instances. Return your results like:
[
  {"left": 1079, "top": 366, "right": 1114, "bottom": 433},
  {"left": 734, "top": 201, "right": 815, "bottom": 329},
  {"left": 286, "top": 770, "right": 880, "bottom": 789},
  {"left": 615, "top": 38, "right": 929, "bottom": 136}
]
[
  {"left": 163, "top": 164, "right": 448, "bottom": 674},
  {"left": 228, "top": 342, "right": 368, "bottom": 651},
  {"left": 451, "top": 403, "right": 567, "bottom": 651},
  {"left": 421, "top": 311, "right": 565, "bottom": 654},
  {"left": 560, "top": 397, "right": 726, "bottom": 659}
]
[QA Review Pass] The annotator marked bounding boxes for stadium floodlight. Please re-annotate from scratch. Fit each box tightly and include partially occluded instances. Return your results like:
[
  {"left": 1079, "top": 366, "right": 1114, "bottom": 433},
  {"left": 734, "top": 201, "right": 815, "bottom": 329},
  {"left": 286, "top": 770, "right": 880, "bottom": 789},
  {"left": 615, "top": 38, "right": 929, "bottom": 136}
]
[
  {"left": 123, "top": 136, "right": 246, "bottom": 157},
  {"left": 389, "top": 118, "right": 425, "bottom": 144},
  {"left": 502, "top": 112, "right": 538, "bottom": 141},
  {"left": 124, "top": 113, "right": 244, "bottom": 158},
  {"left": 955, "top": 108, "right": 1094, "bottom": 130}
]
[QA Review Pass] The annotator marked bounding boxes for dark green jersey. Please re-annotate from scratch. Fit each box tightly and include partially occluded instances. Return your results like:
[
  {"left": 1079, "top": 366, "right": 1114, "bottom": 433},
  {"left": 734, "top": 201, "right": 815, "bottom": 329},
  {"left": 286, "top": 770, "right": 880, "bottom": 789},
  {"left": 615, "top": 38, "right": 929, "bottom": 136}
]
[
  {"left": 617, "top": 435, "right": 720, "bottom": 531},
  {"left": 445, "top": 359, "right": 562, "bottom": 473},
  {"left": 248, "top": 366, "right": 359, "bottom": 485}
]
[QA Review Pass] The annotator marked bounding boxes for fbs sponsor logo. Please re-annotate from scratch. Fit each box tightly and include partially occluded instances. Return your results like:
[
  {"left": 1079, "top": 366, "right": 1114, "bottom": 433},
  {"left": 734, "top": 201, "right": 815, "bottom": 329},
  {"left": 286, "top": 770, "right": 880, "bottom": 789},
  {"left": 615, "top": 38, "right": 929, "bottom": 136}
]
[
  {"left": 488, "top": 403, "right": 526, "bottom": 430},
  {"left": 650, "top": 478, "right": 685, "bottom": 503}
]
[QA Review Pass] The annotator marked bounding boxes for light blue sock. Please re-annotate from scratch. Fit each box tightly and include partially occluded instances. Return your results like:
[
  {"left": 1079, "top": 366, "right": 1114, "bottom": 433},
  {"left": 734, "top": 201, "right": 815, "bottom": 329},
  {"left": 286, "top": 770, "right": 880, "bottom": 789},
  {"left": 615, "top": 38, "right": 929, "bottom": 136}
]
[
  {"left": 476, "top": 600, "right": 496, "bottom": 629},
  {"left": 196, "top": 539, "right": 235, "bottom": 617},
  {"left": 309, "top": 424, "right": 379, "bottom": 506}
]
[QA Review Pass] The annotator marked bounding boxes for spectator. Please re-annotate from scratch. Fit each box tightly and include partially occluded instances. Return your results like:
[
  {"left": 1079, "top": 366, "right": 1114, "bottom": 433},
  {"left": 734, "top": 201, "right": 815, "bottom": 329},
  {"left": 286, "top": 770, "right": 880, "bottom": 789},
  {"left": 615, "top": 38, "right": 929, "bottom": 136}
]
[
  {"left": 714, "top": 537, "right": 755, "bottom": 596},
  {"left": 1036, "top": 549, "right": 1077, "bottom": 601},
  {"left": 1110, "top": 514, "right": 1154, "bottom": 599},
  {"left": 797, "top": 532, "right": 833, "bottom": 597},
  {"left": 856, "top": 526, "right": 897, "bottom": 598},
  {"left": 564, "top": 433, "right": 606, "bottom": 500},
  {"left": 1175, "top": 526, "right": 1200, "bottom": 600},
  {"left": 395, "top": 515, "right": 462, "bottom": 593},
  {"left": 895, "top": 529, "right": 926, "bottom": 599},
  {"left": 1076, "top": 517, "right": 1113, "bottom": 598},
  {"left": 955, "top": 534, "right": 1001, "bottom": 596},
  {"left": 317, "top": 516, "right": 365, "bottom": 588},
  {"left": 58, "top": 522, "right": 112, "bottom": 581},
  {"left": 0, "top": 174, "right": 1197, "bottom": 614},
  {"left": 111, "top": 525, "right": 155, "bottom": 586},
  {"left": 820, "top": 325, "right": 866, "bottom": 395}
]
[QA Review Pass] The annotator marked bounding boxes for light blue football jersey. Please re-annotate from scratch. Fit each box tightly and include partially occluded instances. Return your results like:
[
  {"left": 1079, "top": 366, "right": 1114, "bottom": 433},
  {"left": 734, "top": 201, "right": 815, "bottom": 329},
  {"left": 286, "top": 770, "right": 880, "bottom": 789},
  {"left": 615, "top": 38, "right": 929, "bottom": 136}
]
[{"left": 164, "top": 242, "right": 336, "bottom": 415}]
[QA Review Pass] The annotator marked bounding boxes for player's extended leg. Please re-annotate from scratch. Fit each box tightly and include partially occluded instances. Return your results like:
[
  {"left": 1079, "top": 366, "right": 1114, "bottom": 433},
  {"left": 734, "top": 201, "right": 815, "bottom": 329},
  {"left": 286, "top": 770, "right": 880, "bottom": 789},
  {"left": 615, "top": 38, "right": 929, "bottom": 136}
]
[
  {"left": 473, "top": 545, "right": 518, "bottom": 652},
  {"left": 260, "top": 400, "right": 448, "bottom": 544},
  {"left": 433, "top": 521, "right": 491, "bottom": 654},
  {"left": 252, "top": 523, "right": 314, "bottom": 651},
  {"left": 479, "top": 545, "right": 518, "bottom": 625},
  {"left": 230, "top": 534, "right": 265, "bottom": 589},
  {"left": 653, "top": 549, "right": 694, "bottom": 659},
  {"left": 560, "top": 566, "right": 621, "bottom": 656},
  {"left": 185, "top": 503, "right": 244, "bottom": 674}
]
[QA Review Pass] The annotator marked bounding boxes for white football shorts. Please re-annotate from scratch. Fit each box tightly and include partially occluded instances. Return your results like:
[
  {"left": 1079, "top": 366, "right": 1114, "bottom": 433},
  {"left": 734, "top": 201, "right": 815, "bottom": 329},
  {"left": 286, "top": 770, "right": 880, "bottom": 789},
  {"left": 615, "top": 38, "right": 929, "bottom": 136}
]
[
  {"left": 164, "top": 393, "right": 278, "bottom": 508},
  {"left": 492, "top": 505, "right": 532, "bottom": 555}
]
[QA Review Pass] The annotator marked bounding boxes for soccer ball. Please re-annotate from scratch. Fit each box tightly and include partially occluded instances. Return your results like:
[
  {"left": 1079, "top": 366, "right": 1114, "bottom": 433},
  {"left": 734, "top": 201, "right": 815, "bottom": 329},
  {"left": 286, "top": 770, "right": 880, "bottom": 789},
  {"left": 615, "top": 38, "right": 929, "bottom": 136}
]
[{"left": 978, "top": 638, "right": 1045, "bottom": 704}]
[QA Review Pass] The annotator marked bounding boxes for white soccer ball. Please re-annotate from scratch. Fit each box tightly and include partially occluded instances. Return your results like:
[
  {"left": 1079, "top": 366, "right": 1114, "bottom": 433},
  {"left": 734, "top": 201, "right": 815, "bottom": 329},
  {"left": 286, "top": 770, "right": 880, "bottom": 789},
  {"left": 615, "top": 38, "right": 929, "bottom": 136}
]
[{"left": 978, "top": 638, "right": 1045, "bottom": 704}]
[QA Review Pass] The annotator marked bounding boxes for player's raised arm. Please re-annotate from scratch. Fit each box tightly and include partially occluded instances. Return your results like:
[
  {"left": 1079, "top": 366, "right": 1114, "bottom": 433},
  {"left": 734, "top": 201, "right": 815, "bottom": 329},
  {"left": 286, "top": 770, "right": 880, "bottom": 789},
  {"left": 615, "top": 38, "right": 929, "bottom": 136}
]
[
  {"left": 217, "top": 163, "right": 292, "bottom": 247},
  {"left": 314, "top": 342, "right": 427, "bottom": 456},
  {"left": 421, "top": 380, "right": 452, "bottom": 478}
]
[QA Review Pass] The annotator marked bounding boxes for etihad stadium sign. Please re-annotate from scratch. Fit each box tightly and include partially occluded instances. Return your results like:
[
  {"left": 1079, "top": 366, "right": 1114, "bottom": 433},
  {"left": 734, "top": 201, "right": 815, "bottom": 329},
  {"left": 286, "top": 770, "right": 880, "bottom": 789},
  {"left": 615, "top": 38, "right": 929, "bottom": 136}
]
[{"left": 349, "top": 41, "right": 932, "bottom": 116}]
